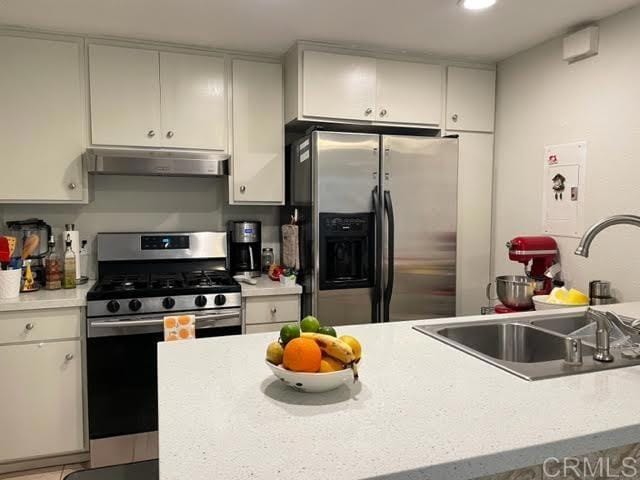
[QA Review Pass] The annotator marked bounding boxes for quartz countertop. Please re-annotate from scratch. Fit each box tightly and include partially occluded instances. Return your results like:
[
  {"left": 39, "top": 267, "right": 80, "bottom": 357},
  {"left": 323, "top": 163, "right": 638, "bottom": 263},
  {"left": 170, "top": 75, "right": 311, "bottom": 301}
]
[
  {"left": 157, "top": 302, "right": 640, "bottom": 480},
  {"left": 0, "top": 281, "right": 94, "bottom": 312},
  {"left": 239, "top": 275, "right": 302, "bottom": 297}
]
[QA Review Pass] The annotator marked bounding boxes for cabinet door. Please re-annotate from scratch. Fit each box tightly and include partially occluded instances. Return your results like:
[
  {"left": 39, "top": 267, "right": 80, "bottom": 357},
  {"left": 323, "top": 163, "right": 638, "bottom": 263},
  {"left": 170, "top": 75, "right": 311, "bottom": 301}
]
[
  {"left": 455, "top": 133, "right": 494, "bottom": 316},
  {"left": 446, "top": 66, "right": 496, "bottom": 132},
  {"left": 232, "top": 60, "right": 284, "bottom": 203},
  {"left": 302, "top": 51, "right": 376, "bottom": 121},
  {"left": 0, "top": 35, "right": 84, "bottom": 201},
  {"left": 89, "top": 44, "right": 161, "bottom": 146},
  {"left": 0, "top": 340, "right": 83, "bottom": 462},
  {"left": 160, "top": 52, "right": 226, "bottom": 150},
  {"left": 376, "top": 60, "right": 442, "bottom": 125}
]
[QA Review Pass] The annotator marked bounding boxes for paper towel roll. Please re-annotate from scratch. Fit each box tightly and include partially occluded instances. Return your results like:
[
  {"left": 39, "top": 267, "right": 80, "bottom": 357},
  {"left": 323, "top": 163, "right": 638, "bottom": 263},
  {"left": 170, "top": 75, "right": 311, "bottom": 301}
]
[{"left": 64, "top": 225, "right": 81, "bottom": 280}]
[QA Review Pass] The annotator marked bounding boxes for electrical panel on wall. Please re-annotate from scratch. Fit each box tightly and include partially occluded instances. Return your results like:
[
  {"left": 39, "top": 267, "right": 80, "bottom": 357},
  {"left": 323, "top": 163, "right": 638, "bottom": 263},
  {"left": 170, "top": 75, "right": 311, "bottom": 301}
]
[{"left": 542, "top": 142, "right": 586, "bottom": 238}]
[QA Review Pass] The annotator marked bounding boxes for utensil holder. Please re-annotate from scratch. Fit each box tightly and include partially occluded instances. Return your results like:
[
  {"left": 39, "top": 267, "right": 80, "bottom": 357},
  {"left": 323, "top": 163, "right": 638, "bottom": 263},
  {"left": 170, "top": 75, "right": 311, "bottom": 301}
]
[{"left": 0, "top": 269, "right": 22, "bottom": 299}]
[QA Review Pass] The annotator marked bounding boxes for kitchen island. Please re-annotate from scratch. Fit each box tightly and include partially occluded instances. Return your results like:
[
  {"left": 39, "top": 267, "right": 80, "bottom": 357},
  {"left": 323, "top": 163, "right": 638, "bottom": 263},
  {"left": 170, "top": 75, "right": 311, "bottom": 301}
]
[{"left": 157, "top": 303, "right": 640, "bottom": 480}]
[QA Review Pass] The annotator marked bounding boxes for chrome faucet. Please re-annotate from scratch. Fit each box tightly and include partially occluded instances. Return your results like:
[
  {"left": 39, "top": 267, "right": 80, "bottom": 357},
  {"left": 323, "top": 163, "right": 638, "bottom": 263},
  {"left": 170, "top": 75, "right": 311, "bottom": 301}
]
[
  {"left": 587, "top": 309, "right": 615, "bottom": 362},
  {"left": 575, "top": 214, "right": 640, "bottom": 257}
]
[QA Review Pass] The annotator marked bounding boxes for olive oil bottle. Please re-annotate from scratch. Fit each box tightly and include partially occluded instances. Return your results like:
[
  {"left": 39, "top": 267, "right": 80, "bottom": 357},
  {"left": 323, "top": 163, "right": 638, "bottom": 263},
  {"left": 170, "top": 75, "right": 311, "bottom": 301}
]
[{"left": 62, "top": 233, "right": 76, "bottom": 289}]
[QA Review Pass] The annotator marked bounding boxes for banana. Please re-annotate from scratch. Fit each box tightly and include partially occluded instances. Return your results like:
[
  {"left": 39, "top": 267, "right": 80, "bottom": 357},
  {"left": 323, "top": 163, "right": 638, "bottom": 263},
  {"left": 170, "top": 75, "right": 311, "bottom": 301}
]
[{"left": 301, "top": 332, "right": 355, "bottom": 364}]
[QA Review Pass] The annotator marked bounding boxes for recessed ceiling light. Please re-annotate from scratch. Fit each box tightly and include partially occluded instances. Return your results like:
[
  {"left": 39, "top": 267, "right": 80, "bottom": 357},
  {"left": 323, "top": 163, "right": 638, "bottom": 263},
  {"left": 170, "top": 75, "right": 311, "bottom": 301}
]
[{"left": 459, "top": 0, "right": 497, "bottom": 10}]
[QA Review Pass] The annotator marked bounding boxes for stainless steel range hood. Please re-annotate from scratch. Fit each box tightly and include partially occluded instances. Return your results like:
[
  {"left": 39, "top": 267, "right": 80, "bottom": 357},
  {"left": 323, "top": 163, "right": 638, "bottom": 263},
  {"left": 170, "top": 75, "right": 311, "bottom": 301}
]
[{"left": 85, "top": 148, "right": 229, "bottom": 177}]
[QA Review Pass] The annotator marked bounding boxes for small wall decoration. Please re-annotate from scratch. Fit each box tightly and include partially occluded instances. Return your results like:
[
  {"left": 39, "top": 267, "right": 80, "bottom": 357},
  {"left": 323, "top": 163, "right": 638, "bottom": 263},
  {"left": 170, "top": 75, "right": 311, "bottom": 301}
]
[{"left": 542, "top": 142, "right": 587, "bottom": 238}]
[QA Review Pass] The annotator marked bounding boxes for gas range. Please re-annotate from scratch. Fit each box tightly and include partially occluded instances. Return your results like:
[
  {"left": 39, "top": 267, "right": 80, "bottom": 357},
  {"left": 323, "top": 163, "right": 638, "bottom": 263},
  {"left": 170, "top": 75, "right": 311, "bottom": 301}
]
[
  {"left": 86, "top": 232, "right": 242, "bottom": 448},
  {"left": 86, "top": 232, "right": 241, "bottom": 326}
]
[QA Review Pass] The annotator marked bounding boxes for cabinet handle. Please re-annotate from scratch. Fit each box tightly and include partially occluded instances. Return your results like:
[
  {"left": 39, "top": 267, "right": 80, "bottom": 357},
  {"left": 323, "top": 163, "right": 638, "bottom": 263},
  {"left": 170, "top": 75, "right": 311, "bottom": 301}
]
[
  {"left": 147, "top": 130, "right": 156, "bottom": 137},
  {"left": 25, "top": 323, "right": 34, "bottom": 331},
  {"left": 270, "top": 307, "right": 277, "bottom": 314},
  {"left": 451, "top": 114, "right": 459, "bottom": 122},
  {"left": 65, "top": 353, "right": 74, "bottom": 361},
  {"left": 240, "top": 185, "right": 247, "bottom": 193},
  {"left": 166, "top": 131, "right": 174, "bottom": 138},
  {"left": 68, "top": 183, "right": 77, "bottom": 190},
  {"left": 380, "top": 109, "right": 388, "bottom": 117},
  {"left": 365, "top": 108, "right": 373, "bottom": 115}
]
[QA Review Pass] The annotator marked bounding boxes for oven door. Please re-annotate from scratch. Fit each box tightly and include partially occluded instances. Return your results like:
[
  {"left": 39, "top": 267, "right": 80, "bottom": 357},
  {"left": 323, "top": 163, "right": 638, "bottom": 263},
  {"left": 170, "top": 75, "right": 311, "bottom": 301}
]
[{"left": 87, "top": 309, "right": 241, "bottom": 439}]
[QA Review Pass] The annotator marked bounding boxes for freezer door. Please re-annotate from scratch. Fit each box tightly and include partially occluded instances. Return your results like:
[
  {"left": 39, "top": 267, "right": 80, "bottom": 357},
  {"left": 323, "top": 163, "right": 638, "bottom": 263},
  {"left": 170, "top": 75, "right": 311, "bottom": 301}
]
[
  {"left": 381, "top": 136, "right": 458, "bottom": 321},
  {"left": 315, "top": 131, "right": 380, "bottom": 213},
  {"left": 313, "top": 131, "right": 381, "bottom": 325}
]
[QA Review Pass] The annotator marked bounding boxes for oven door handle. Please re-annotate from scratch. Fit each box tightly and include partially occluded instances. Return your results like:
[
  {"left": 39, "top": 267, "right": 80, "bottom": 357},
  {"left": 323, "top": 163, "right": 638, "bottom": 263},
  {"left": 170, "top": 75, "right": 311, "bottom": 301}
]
[{"left": 90, "top": 310, "right": 241, "bottom": 328}]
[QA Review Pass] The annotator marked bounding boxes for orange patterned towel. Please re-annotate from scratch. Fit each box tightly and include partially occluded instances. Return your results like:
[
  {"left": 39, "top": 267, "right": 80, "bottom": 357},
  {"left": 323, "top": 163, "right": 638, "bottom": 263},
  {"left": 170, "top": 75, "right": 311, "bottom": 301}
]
[{"left": 164, "top": 315, "right": 195, "bottom": 341}]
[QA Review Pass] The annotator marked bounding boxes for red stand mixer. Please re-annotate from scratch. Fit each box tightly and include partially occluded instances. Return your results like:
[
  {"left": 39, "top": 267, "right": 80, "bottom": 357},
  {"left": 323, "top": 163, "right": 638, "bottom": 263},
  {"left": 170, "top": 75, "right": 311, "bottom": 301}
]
[{"left": 492, "top": 236, "right": 559, "bottom": 313}]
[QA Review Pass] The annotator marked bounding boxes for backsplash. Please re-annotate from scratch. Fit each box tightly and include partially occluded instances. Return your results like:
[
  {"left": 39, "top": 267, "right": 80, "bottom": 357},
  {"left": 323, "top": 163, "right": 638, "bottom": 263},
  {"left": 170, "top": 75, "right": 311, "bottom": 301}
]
[{"left": 1, "top": 175, "right": 282, "bottom": 279}]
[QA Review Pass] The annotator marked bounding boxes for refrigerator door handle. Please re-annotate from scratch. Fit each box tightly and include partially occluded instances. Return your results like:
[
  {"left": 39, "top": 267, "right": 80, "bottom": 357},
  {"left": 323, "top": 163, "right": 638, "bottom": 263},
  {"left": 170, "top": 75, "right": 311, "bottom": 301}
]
[
  {"left": 383, "top": 189, "right": 395, "bottom": 322},
  {"left": 372, "top": 185, "right": 382, "bottom": 323}
]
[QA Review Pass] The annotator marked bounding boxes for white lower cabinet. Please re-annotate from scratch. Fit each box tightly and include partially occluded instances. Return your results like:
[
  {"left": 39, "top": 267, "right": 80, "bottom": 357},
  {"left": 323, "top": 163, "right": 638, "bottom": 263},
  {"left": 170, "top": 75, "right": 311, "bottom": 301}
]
[
  {"left": 454, "top": 132, "right": 495, "bottom": 316},
  {"left": 0, "top": 339, "right": 84, "bottom": 462},
  {"left": 244, "top": 295, "right": 301, "bottom": 333}
]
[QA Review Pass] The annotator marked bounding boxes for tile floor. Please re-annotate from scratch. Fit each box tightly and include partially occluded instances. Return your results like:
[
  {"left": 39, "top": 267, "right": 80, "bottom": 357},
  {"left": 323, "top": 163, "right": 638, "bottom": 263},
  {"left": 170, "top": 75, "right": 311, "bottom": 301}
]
[{"left": 0, "top": 464, "right": 84, "bottom": 480}]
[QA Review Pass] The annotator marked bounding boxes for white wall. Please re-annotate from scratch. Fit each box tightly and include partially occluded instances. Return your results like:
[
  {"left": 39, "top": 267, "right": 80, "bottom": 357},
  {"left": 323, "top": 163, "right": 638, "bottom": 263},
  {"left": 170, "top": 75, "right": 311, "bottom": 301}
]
[
  {"left": 493, "top": 5, "right": 640, "bottom": 301},
  {"left": 1, "top": 176, "right": 281, "bottom": 278}
]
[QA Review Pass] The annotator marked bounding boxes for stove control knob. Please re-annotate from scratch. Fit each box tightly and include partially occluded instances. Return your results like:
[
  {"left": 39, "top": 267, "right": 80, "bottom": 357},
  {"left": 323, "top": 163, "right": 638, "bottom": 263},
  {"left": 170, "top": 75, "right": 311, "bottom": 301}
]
[
  {"left": 107, "top": 300, "right": 120, "bottom": 313},
  {"left": 162, "top": 297, "right": 176, "bottom": 309},
  {"left": 195, "top": 295, "right": 208, "bottom": 307},
  {"left": 214, "top": 294, "right": 226, "bottom": 306},
  {"left": 129, "top": 299, "right": 142, "bottom": 312}
]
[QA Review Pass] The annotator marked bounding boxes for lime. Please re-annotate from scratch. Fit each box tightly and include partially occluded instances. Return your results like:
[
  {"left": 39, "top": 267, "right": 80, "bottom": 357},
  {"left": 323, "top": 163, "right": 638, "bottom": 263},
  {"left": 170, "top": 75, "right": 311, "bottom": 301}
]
[
  {"left": 300, "top": 316, "right": 321, "bottom": 333},
  {"left": 279, "top": 324, "right": 300, "bottom": 345},
  {"left": 317, "top": 325, "right": 337, "bottom": 337}
]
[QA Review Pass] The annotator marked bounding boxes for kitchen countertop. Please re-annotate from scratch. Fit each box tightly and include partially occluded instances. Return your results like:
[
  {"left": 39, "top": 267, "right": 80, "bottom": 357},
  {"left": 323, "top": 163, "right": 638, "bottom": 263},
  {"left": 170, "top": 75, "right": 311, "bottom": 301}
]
[
  {"left": 158, "top": 303, "right": 640, "bottom": 480},
  {"left": 0, "top": 281, "right": 94, "bottom": 312},
  {"left": 239, "top": 275, "right": 302, "bottom": 297},
  {"left": 0, "top": 275, "right": 300, "bottom": 312}
]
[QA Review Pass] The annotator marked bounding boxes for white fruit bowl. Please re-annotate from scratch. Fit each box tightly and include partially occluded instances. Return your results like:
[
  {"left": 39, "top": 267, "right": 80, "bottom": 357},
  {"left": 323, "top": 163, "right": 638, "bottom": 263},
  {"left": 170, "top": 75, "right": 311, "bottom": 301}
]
[
  {"left": 265, "top": 361, "right": 355, "bottom": 393},
  {"left": 532, "top": 295, "right": 589, "bottom": 310}
]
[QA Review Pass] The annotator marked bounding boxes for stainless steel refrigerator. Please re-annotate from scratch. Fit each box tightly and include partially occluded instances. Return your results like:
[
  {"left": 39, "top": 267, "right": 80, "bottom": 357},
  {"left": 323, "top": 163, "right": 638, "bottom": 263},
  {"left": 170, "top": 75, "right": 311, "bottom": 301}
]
[{"left": 287, "top": 131, "right": 458, "bottom": 325}]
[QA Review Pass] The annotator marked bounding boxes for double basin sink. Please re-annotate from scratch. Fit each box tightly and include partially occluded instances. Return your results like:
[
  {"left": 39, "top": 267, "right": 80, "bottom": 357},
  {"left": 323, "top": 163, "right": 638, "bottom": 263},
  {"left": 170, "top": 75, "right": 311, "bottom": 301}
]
[{"left": 414, "top": 312, "right": 640, "bottom": 380}]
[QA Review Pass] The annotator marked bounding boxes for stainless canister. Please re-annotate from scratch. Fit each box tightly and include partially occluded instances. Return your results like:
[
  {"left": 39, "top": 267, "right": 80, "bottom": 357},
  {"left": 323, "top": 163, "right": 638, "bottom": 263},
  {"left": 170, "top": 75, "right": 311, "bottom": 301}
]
[{"left": 589, "top": 280, "right": 614, "bottom": 305}]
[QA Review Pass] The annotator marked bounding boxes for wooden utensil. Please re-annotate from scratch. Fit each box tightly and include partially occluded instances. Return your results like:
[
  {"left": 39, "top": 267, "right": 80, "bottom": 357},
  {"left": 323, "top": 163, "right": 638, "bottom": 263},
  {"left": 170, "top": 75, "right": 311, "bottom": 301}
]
[
  {"left": 4, "top": 236, "right": 16, "bottom": 257},
  {"left": 21, "top": 234, "right": 40, "bottom": 260}
]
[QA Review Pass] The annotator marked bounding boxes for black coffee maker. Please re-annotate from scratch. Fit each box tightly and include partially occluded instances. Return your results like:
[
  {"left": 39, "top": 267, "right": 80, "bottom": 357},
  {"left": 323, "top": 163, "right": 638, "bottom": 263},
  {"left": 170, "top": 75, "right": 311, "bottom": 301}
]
[{"left": 227, "top": 221, "right": 261, "bottom": 277}]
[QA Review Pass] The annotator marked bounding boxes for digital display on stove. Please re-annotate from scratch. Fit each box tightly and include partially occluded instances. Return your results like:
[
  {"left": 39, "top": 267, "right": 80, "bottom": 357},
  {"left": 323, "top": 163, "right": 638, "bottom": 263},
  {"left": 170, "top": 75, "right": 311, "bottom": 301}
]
[{"left": 141, "top": 235, "right": 190, "bottom": 250}]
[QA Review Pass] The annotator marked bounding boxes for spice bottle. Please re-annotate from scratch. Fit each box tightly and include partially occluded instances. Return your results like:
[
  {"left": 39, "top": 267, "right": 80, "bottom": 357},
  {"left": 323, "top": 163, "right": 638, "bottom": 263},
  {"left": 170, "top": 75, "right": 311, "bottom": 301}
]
[
  {"left": 44, "top": 235, "right": 62, "bottom": 290},
  {"left": 62, "top": 233, "right": 76, "bottom": 289}
]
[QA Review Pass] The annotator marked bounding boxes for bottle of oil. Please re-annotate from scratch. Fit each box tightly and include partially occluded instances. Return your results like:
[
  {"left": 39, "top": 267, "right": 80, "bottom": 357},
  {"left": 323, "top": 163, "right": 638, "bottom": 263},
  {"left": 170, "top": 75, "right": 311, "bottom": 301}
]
[
  {"left": 44, "top": 235, "right": 62, "bottom": 290},
  {"left": 62, "top": 233, "right": 76, "bottom": 289}
]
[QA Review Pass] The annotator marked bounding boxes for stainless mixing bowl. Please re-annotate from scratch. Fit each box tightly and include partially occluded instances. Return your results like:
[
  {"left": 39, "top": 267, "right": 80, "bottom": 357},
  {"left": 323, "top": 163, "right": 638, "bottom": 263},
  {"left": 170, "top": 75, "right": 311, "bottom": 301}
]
[{"left": 496, "top": 275, "right": 536, "bottom": 310}]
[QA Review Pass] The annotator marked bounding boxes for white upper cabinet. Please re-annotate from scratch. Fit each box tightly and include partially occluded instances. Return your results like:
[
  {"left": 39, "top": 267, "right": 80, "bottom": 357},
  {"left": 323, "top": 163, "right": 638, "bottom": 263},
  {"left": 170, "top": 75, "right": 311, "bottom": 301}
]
[
  {"left": 0, "top": 35, "right": 84, "bottom": 202},
  {"left": 289, "top": 48, "right": 443, "bottom": 127},
  {"left": 231, "top": 59, "right": 284, "bottom": 204},
  {"left": 302, "top": 51, "right": 377, "bottom": 121},
  {"left": 375, "top": 59, "right": 442, "bottom": 125},
  {"left": 160, "top": 52, "right": 226, "bottom": 150},
  {"left": 89, "top": 44, "right": 162, "bottom": 147},
  {"left": 89, "top": 44, "right": 227, "bottom": 150},
  {"left": 446, "top": 66, "right": 496, "bottom": 133}
]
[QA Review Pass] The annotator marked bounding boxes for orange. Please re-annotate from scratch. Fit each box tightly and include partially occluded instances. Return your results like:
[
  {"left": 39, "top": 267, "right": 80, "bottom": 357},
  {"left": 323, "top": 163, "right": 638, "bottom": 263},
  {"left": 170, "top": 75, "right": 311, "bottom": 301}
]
[
  {"left": 282, "top": 338, "right": 322, "bottom": 372},
  {"left": 164, "top": 317, "right": 177, "bottom": 329},
  {"left": 178, "top": 315, "right": 192, "bottom": 326},
  {"left": 319, "top": 355, "right": 344, "bottom": 372},
  {"left": 178, "top": 328, "right": 191, "bottom": 339}
]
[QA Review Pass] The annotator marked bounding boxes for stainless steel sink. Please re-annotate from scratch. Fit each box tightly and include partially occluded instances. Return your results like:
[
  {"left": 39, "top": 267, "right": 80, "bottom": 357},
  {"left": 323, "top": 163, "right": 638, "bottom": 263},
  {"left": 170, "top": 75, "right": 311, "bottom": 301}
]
[
  {"left": 437, "top": 323, "right": 588, "bottom": 363},
  {"left": 414, "top": 312, "right": 640, "bottom": 381}
]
